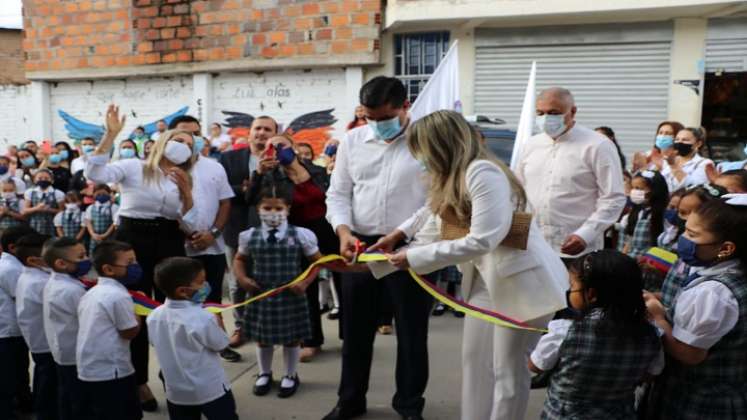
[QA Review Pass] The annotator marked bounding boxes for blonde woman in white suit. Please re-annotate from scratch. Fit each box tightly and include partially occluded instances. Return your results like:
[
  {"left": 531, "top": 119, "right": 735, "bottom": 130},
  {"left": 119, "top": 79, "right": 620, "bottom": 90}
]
[{"left": 370, "top": 110, "right": 568, "bottom": 420}]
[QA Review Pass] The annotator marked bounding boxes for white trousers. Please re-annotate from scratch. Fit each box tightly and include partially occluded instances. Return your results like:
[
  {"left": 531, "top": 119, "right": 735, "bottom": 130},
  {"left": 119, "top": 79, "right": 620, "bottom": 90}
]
[{"left": 461, "top": 274, "right": 552, "bottom": 420}]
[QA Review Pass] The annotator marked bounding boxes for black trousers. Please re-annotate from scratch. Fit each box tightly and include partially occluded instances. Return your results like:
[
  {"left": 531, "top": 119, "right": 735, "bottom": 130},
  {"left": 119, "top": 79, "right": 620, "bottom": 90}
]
[
  {"left": 192, "top": 254, "right": 227, "bottom": 304},
  {"left": 116, "top": 217, "right": 186, "bottom": 386},
  {"left": 303, "top": 277, "right": 324, "bottom": 348},
  {"left": 166, "top": 390, "right": 239, "bottom": 420},
  {"left": 0, "top": 336, "right": 28, "bottom": 420},
  {"left": 337, "top": 234, "right": 433, "bottom": 417},
  {"left": 57, "top": 364, "right": 90, "bottom": 420},
  {"left": 83, "top": 374, "right": 142, "bottom": 420},
  {"left": 31, "top": 352, "right": 59, "bottom": 420}
]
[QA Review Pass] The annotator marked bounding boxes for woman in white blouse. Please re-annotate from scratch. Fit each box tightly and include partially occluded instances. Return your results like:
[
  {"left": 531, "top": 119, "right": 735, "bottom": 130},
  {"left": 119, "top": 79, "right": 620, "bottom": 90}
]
[
  {"left": 84, "top": 105, "right": 198, "bottom": 412},
  {"left": 372, "top": 111, "right": 568, "bottom": 420},
  {"left": 665, "top": 126, "right": 714, "bottom": 192}
]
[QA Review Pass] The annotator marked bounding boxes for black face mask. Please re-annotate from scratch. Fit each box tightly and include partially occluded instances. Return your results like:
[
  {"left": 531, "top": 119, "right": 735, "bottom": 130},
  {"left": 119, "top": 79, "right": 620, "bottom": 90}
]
[{"left": 673, "top": 142, "right": 694, "bottom": 157}]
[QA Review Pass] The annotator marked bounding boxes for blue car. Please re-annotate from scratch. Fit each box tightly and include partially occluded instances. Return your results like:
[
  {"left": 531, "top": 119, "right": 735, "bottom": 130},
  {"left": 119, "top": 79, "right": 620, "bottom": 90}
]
[{"left": 468, "top": 116, "right": 517, "bottom": 163}]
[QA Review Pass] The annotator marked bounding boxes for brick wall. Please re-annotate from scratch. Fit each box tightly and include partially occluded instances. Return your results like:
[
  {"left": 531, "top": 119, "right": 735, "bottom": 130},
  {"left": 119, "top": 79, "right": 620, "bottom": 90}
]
[
  {"left": 0, "top": 29, "right": 28, "bottom": 84},
  {"left": 22, "top": 0, "right": 382, "bottom": 73}
]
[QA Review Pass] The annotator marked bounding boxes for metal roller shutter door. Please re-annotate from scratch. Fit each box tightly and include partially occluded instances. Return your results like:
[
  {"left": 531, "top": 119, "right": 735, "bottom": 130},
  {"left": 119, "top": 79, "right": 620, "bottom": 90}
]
[
  {"left": 474, "top": 42, "right": 672, "bottom": 161},
  {"left": 705, "top": 38, "right": 747, "bottom": 73}
]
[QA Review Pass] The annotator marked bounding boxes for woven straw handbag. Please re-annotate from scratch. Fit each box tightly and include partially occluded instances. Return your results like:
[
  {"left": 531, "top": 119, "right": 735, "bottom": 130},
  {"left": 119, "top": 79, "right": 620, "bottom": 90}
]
[{"left": 439, "top": 207, "right": 532, "bottom": 250}]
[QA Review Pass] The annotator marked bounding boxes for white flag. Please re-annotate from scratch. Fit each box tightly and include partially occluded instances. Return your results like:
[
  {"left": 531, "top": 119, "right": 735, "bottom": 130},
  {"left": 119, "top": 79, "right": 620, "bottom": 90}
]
[
  {"left": 510, "top": 61, "right": 536, "bottom": 171},
  {"left": 410, "top": 41, "right": 461, "bottom": 121}
]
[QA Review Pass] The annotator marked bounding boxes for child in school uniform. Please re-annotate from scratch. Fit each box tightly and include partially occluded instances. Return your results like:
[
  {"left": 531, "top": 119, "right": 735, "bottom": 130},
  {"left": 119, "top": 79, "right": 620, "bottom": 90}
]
[
  {"left": 529, "top": 250, "right": 663, "bottom": 420},
  {"left": 54, "top": 191, "right": 86, "bottom": 241},
  {"left": 22, "top": 169, "right": 64, "bottom": 236},
  {"left": 621, "top": 170, "right": 669, "bottom": 258},
  {"left": 0, "top": 225, "right": 35, "bottom": 420},
  {"left": 15, "top": 233, "right": 59, "bottom": 420},
  {"left": 0, "top": 180, "right": 26, "bottom": 229},
  {"left": 657, "top": 188, "right": 686, "bottom": 251},
  {"left": 42, "top": 237, "right": 92, "bottom": 420},
  {"left": 148, "top": 257, "right": 239, "bottom": 420},
  {"left": 645, "top": 194, "right": 747, "bottom": 419},
  {"left": 84, "top": 184, "right": 119, "bottom": 254},
  {"left": 713, "top": 169, "right": 747, "bottom": 194},
  {"left": 76, "top": 240, "right": 142, "bottom": 420},
  {"left": 234, "top": 185, "right": 323, "bottom": 398}
]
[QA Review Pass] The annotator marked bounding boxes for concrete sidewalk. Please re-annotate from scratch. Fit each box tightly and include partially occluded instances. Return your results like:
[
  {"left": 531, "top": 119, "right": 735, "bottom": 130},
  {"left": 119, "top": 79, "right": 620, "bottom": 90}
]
[{"left": 142, "top": 312, "right": 546, "bottom": 420}]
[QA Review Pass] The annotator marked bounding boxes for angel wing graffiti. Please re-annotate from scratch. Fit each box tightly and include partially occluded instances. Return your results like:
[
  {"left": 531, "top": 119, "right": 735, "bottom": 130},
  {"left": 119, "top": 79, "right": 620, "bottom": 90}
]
[
  {"left": 221, "top": 109, "right": 337, "bottom": 154},
  {"left": 58, "top": 107, "right": 189, "bottom": 142}
]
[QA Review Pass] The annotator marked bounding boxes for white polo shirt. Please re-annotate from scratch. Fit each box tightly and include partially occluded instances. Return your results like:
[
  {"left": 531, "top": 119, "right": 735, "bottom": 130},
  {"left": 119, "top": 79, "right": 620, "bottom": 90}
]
[
  {"left": 76, "top": 277, "right": 137, "bottom": 381},
  {"left": 0, "top": 252, "right": 24, "bottom": 338},
  {"left": 15, "top": 266, "right": 52, "bottom": 353},
  {"left": 43, "top": 272, "right": 87, "bottom": 366},
  {"left": 147, "top": 299, "right": 230, "bottom": 405},
  {"left": 186, "top": 157, "right": 234, "bottom": 257}
]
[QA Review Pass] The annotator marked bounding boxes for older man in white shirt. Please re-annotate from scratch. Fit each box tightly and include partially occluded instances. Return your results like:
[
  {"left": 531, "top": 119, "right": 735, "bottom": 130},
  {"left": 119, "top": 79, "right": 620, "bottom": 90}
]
[{"left": 517, "top": 87, "right": 625, "bottom": 258}]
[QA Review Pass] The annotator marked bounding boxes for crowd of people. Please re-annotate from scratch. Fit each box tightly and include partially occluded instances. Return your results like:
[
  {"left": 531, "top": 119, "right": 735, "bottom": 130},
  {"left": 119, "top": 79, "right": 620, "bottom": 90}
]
[{"left": 0, "top": 76, "right": 746, "bottom": 420}]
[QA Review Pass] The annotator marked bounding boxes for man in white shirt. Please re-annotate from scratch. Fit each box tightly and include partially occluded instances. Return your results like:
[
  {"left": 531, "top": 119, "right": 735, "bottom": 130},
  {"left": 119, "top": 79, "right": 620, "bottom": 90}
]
[
  {"left": 150, "top": 119, "right": 167, "bottom": 141},
  {"left": 517, "top": 87, "right": 625, "bottom": 258},
  {"left": 324, "top": 77, "right": 431, "bottom": 420},
  {"left": 170, "top": 115, "right": 242, "bottom": 362},
  {"left": 70, "top": 137, "right": 97, "bottom": 174}
]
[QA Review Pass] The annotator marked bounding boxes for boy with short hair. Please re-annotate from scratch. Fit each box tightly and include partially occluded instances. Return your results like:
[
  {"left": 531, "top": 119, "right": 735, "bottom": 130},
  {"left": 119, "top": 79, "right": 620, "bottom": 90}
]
[
  {"left": 0, "top": 225, "right": 35, "bottom": 419},
  {"left": 77, "top": 240, "right": 142, "bottom": 420},
  {"left": 15, "top": 233, "right": 58, "bottom": 420},
  {"left": 84, "top": 184, "right": 118, "bottom": 254},
  {"left": 148, "top": 257, "right": 239, "bottom": 420},
  {"left": 42, "top": 237, "right": 91, "bottom": 420}
]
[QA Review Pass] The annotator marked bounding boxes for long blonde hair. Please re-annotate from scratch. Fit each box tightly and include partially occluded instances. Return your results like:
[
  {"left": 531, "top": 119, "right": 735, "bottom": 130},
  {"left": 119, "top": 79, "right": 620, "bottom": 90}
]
[
  {"left": 143, "top": 129, "right": 196, "bottom": 186},
  {"left": 406, "top": 110, "right": 527, "bottom": 224}
]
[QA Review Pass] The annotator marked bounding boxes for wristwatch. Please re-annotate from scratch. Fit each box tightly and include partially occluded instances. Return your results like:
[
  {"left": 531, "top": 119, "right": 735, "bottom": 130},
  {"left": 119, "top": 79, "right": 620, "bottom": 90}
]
[{"left": 210, "top": 227, "right": 222, "bottom": 238}]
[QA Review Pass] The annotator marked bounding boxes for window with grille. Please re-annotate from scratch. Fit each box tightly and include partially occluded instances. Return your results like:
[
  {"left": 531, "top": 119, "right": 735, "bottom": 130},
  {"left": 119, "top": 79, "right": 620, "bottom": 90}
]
[{"left": 394, "top": 32, "right": 451, "bottom": 103}]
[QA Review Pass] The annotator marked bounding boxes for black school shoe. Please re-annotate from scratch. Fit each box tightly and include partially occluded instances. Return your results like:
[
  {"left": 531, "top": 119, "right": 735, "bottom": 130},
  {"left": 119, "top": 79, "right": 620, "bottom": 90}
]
[
  {"left": 220, "top": 348, "right": 242, "bottom": 362},
  {"left": 253, "top": 373, "right": 273, "bottom": 396},
  {"left": 432, "top": 303, "right": 446, "bottom": 316},
  {"left": 321, "top": 404, "right": 367, "bottom": 420},
  {"left": 277, "top": 374, "right": 300, "bottom": 398}
]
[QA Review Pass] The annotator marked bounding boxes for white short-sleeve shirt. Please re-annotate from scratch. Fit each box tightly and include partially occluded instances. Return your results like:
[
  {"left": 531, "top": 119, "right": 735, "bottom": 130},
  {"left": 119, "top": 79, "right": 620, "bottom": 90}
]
[
  {"left": 0, "top": 252, "right": 24, "bottom": 338},
  {"left": 76, "top": 277, "right": 138, "bottom": 381},
  {"left": 15, "top": 266, "right": 52, "bottom": 353},
  {"left": 43, "top": 272, "right": 87, "bottom": 366},
  {"left": 186, "top": 157, "right": 235, "bottom": 257},
  {"left": 83, "top": 202, "right": 120, "bottom": 223},
  {"left": 237, "top": 221, "right": 319, "bottom": 257},
  {"left": 53, "top": 208, "right": 83, "bottom": 228},
  {"left": 147, "top": 299, "right": 230, "bottom": 405},
  {"left": 24, "top": 186, "right": 65, "bottom": 205}
]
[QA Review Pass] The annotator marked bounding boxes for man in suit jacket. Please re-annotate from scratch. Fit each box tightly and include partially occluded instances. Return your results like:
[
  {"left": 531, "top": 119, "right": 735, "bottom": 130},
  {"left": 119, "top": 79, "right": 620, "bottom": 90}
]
[{"left": 219, "top": 115, "right": 277, "bottom": 347}]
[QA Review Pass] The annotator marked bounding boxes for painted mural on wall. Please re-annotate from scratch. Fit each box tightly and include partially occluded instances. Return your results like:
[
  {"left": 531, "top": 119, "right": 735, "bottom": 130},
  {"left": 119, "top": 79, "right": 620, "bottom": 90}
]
[
  {"left": 221, "top": 109, "right": 337, "bottom": 155},
  {"left": 57, "top": 107, "right": 189, "bottom": 142}
]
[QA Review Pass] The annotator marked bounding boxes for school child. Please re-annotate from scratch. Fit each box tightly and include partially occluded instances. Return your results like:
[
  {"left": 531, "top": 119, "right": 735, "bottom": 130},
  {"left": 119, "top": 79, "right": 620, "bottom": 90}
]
[
  {"left": 42, "top": 237, "right": 92, "bottom": 420},
  {"left": 621, "top": 170, "right": 669, "bottom": 258},
  {"left": 22, "top": 169, "right": 64, "bottom": 236},
  {"left": 54, "top": 191, "right": 86, "bottom": 240},
  {"left": 148, "top": 257, "right": 239, "bottom": 420},
  {"left": 0, "top": 225, "right": 35, "bottom": 419},
  {"left": 15, "top": 233, "right": 58, "bottom": 420},
  {"left": 77, "top": 241, "right": 142, "bottom": 420},
  {"left": 0, "top": 180, "right": 26, "bottom": 229},
  {"left": 234, "top": 185, "right": 323, "bottom": 398},
  {"left": 657, "top": 188, "right": 686, "bottom": 251},
  {"left": 84, "top": 184, "right": 119, "bottom": 254},
  {"left": 713, "top": 169, "right": 747, "bottom": 194},
  {"left": 432, "top": 266, "right": 465, "bottom": 317},
  {"left": 529, "top": 250, "right": 663, "bottom": 419},
  {"left": 645, "top": 194, "right": 747, "bottom": 419}
]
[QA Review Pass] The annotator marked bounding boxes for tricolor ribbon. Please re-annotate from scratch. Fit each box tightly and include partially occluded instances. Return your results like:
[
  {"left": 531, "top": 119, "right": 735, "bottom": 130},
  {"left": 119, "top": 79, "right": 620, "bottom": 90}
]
[{"left": 128, "top": 253, "right": 547, "bottom": 332}]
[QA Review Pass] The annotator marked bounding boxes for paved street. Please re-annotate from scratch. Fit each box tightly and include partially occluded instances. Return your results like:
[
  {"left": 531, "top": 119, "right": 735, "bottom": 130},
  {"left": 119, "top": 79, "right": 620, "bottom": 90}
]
[{"left": 141, "top": 311, "right": 546, "bottom": 420}]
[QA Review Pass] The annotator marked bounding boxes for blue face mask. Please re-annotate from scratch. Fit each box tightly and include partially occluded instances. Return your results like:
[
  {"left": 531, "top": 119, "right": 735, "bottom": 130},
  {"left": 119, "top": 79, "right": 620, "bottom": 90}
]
[
  {"left": 70, "top": 259, "right": 92, "bottom": 279},
  {"left": 119, "top": 148, "right": 136, "bottom": 159},
  {"left": 95, "top": 194, "right": 110, "bottom": 204},
  {"left": 190, "top": 282, "right": 212, "bottom": 304},
  {"left": 676, "top": 236, "right": 719, "bottom": 267},
  {"left": 276, "top": 144, "right": 296, "bottom": 166},
  {"left": 49, "top": 154, "right": 62, "bottom": 165},
  {"left": 21, "top": 157, "right": 36, "bottom": 168},
  {"left": 664, "top": 208, "right": 679, "bottom": 225},
  {"left": 117, "top": 263, "right": 143, "bottom": 287},
  {"left": 655, "top": 135, "right": 674, "bottom": 150},
  {"left": 59, "top": 150, "right": 69, "bottom": 160},
  {"left": 0, "top": 165, "right": 8, "bottom": 175},
  {"left": 192, "top": 136, "right": 206, "bottom": 154},
  {"left": 368, "top": 115, "right": 402, "bottom": 141},
  {"left": 324, "top": 144, "right": 338, "bottom": 157},
  {"left": 82, "top": 145, "right": 95, "bottom": 155},
  {"left": 536, "top": 114, "right": 567, "bottom": 138}
]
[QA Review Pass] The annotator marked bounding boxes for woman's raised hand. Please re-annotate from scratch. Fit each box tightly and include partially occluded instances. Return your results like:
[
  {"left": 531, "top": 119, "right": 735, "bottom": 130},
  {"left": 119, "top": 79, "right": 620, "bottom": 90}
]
[{"left": 105, "top": 104, "right": 126, "bottom": 136}]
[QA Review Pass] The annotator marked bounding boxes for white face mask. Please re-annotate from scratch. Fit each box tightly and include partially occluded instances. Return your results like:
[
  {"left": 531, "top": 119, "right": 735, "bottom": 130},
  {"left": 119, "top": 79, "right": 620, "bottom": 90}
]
[
  {"left": 65, "top": 203, "right": 79, "bottom": 211},
  {"left": 2, "top": 192, "right": 15, "bottom": 201},
  {"left": 536, "top": 113, "right": 567, "bottom": 138},
  {"left": 630, "top": 188, "right": 647, "bottom": 205},
  {"left": 163, "top": 141, "right": 192, "bottom": 165},
  {"left": 259, "top": 209, "right": 287, "bottom": 228}
]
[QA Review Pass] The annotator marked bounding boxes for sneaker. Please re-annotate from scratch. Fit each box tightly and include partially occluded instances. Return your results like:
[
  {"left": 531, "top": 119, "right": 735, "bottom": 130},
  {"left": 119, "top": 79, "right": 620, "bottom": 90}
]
[
  {"left": 277, "top": 374, "right": 300, "bottom": 398},
  {"left": 253, "top": 373, "right": 273, "bottom": 396},
  {"left": 327, "top": 307, "right": 340, "bottom": 320},
  {"left": 229, "top": 329, "right": 246, "bottom": 348},
  {"left": 432, "top": 303, "right": 446, "bottom": 316},
  {"left": 378, "top": 325, "right": 393, "bottom": 335},
  {"left": 299, "top": 346, "right": 321, "bottom": 363},
  {"left": 220, "top": 348, "right": 242, "bottom": 362}
]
